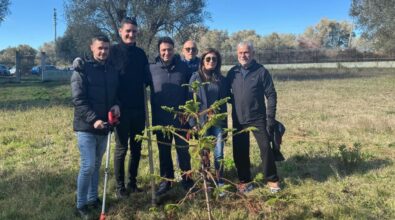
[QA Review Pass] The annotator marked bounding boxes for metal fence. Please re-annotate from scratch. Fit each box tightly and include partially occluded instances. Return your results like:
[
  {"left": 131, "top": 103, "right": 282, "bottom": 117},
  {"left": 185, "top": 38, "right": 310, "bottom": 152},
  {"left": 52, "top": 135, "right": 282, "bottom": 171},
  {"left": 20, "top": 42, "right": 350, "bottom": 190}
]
[
  {"left": 0, "top": 51, "right": 34, "bottom": 83},
  {"left": 221, "top": 48, "right": 395, "bottom": 65},
  {"left": 0, "top": 52, "right": 72, "bottom": 83}
]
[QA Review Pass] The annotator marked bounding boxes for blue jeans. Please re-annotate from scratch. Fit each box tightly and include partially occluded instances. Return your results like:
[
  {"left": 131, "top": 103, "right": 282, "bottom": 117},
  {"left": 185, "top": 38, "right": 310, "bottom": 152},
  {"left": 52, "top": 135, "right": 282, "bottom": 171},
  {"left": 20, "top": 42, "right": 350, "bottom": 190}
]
[
  {"left": 206, "top": 126, "right": 224, "bottom": 182},
  {"left": 76, "top": 132, "right": 107, "bottom": 209}
]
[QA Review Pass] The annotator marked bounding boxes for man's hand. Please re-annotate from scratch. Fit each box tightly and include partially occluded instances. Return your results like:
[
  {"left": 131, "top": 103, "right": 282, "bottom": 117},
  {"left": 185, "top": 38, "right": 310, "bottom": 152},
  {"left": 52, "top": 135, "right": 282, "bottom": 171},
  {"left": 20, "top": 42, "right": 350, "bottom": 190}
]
[
  {"left": 93, "top": 120, "right": 105, "bottom": 129},
  {"left": 110, "top": 105, "right": 120, "bottom": 118},
  {"left": 266, "top": 118, "right": 276, "bottom": 139},
  {"left": 73, "top": 57, "right": 85, "bottom": 72}
]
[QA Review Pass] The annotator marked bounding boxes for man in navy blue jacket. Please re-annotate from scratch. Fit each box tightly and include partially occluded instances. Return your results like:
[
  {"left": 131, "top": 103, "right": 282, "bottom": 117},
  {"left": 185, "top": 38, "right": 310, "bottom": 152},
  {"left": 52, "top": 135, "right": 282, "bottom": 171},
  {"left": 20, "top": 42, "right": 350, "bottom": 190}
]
[
  {"left": 149, "top": 37, "right": 193, "bottom": 196},
  {"left": 226, "top": 41, "right": 281, "bottom": 193},
  {"left": 181, "top": 40, "right": 200, "bottom": 73}
]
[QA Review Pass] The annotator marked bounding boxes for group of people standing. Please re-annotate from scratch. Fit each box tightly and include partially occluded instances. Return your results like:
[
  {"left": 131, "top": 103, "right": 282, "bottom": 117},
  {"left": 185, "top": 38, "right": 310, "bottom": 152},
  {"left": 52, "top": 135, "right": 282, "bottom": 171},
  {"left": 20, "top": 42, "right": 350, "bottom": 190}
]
[{"left": 71, "top": 17, "right": 280, "bottom": 218}]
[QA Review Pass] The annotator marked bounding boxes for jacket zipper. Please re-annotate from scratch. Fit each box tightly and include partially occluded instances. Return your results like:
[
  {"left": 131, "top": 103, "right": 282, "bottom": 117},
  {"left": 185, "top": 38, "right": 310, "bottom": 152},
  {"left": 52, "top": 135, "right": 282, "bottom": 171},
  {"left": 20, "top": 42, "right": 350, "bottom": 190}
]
[
  {"left": 104, "top": 64, "right": 109, "bottom": 117},
  {"left": 241, "top": 69, "right": 246, "bottom": 122}
]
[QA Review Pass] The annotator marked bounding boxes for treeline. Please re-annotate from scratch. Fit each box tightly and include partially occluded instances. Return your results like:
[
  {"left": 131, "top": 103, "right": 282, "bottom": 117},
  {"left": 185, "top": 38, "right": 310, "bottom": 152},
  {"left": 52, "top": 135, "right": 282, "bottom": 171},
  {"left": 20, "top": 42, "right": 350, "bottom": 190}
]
[{"left": 1, "top": 0, "right": 395, "bottom": 67}]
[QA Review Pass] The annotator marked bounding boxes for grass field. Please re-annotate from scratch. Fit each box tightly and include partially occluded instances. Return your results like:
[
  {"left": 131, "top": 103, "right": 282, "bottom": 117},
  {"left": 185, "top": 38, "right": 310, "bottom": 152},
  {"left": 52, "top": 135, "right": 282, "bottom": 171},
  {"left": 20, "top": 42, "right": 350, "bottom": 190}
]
[{"left": 0, "top": 69, "right": 394, "bottom": 219}]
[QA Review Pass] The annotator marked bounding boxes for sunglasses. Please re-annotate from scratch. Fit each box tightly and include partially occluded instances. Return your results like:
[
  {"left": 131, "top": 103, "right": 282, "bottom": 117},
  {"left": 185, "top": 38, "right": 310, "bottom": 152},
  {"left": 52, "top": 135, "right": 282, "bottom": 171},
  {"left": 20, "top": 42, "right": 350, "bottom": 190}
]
[
  {"left": 184, "top": 47, "right": 197, "bottom": 53},
  {"left": 204, "top": 56, "right": 217, "bottom": 63}
]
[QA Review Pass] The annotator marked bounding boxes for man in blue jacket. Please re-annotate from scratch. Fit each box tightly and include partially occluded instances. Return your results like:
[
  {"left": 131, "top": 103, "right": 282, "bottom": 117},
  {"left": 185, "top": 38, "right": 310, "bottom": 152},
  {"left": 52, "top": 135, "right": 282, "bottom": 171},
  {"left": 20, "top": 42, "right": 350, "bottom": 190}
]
[
  {"left": 149, "top": 37, "right": 193, "bottom": 196},
  {"left": 181, "top": 40, "right": 200, "bottom": 73},
  {"left": 226, "top": 41, "right": 281, "bottom": 193}
]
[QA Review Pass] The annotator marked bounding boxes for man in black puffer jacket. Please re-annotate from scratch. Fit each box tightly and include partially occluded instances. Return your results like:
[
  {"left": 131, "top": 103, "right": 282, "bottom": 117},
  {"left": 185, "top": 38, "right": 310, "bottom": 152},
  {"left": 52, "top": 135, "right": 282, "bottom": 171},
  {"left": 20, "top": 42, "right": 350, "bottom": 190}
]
[
  {"left": 226, "top": 41, "right": 281, "bottom": 194},
  {"left": 149, "top": 37, "right": 193, "bottom": 196},
  {"left": 71, "top": 35, "right": 119, "bottom": 219}
]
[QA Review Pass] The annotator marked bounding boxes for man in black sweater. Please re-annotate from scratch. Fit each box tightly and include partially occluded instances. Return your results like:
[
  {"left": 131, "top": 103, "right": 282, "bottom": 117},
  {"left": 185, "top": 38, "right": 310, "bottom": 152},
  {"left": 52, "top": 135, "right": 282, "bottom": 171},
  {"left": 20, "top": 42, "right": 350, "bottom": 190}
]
[
  {"left": 226, "top": 41, "right": 281, "bottom": 193},
  {"left": 149, "top": 37, "right": 193, "bottom": 196},
  {"left": 110, "top": 18, "right": 150, "bottom": 198}
]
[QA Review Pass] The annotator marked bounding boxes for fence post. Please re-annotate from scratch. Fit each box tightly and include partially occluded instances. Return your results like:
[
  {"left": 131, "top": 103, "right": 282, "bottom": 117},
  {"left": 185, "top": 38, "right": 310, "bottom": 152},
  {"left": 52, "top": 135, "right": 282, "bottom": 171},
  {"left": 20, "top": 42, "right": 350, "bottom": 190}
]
[
  {"left": 40, "top": 52, "right": 46, "bottom": 82},
  {"left": 15, "top": 51, "right": 21, "bottom": 83}
]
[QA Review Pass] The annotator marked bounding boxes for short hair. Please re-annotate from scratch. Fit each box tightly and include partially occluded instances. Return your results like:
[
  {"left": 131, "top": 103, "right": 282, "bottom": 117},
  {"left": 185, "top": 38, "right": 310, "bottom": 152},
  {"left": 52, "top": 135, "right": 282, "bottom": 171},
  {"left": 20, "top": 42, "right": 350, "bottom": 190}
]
[
  {"left": 237, "top": 41, "right": 254, "bottom": 52},
  {"left": 120, "top": 17, "right": 138, "bottom": 27},
  {"left": 183, "top": 39, "right": 197, "bottom": 48},
  {"left": 157, "top": 36, "right": 174, "bottom": 50},
  {"left": 91, "top": 35, "right": 110, "bottom": 44}
]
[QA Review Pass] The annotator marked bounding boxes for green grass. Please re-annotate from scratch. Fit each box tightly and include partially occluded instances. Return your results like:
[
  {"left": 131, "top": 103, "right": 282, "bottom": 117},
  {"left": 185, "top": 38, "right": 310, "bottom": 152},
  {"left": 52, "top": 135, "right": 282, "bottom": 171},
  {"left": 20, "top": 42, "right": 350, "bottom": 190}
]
[{"left": 0, "top": 69, "right": 394, "bottom": 219}]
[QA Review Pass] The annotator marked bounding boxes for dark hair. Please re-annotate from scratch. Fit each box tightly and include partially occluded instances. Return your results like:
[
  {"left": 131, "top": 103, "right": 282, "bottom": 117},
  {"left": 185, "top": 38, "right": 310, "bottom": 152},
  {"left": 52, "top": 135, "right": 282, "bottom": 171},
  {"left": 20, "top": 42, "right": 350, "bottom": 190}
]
[
  {"left": 120, "top": 17, "right": 138, "bottom": 27},
  {"left": 199, "top": 48, "right": 222, "bottom": 82},
  {"left": 91, "top": 35, "right": 110, "bottom": 44},
  {"left": 157, "top": 36, "right": 174, "bottom": 50}
]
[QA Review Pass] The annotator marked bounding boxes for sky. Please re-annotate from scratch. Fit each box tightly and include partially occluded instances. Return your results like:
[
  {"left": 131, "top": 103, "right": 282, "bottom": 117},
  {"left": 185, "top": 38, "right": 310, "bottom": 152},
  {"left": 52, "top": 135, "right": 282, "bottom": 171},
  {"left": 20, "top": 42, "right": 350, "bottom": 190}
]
[{"left": 0, "top": 0, "right": 352, "bottom": 51}]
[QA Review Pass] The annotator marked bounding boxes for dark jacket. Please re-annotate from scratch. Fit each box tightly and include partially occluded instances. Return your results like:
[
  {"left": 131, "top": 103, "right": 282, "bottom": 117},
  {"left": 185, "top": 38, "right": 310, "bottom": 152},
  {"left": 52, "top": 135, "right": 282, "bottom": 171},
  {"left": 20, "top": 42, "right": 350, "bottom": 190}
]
[
  {"left": 149, "top": 56, "right": 192, "bottom": 127},
  {"left": 71, "top": 58, "right": 119, "bottom": 135},
  {"left": 182, "top": 57, "right": 200, "bottom": 74},
  {"left": 109, "top": 42, "right": 149, "bottom": 111},
  {"left": 188, "top": 71, "right": 229, "bottom": 128},
  {"left": 226, "top": 59, "right": 277, "bottom": 125}
]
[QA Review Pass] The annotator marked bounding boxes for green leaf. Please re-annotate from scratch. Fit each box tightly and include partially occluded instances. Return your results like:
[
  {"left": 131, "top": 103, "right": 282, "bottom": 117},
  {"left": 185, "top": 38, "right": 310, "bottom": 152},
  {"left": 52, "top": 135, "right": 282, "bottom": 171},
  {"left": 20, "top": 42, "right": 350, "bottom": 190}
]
[
  {"left": 254, "top": 173, "right": 265, "bottom": 182},
  {"left": 164, "top": 203, "right": 180, "bottom": 213}
]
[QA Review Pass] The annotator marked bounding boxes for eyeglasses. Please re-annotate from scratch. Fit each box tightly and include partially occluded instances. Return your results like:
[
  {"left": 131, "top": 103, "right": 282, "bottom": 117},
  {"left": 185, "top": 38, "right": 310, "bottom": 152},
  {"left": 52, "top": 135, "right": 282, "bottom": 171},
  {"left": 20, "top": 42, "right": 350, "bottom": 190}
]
[
  {"left": 205, "top": 56, "right": 217, "bottom": 63},
  {"left": 184, "top": 47, "right": 197, "bottom": 53}
]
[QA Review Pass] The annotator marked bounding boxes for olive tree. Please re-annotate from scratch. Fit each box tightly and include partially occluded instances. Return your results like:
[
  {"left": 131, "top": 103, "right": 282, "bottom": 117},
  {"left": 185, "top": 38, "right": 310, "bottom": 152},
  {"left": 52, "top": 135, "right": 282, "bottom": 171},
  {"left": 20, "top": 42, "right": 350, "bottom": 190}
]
[
  {"left": 64, "top": 0, "right": 208, "bottom": 57},
  {"left": 350, "top": 0, "right": 395, "bottom": 52},
  {"left": 0, "top": 0, "right": 10, "bottom": 25}
]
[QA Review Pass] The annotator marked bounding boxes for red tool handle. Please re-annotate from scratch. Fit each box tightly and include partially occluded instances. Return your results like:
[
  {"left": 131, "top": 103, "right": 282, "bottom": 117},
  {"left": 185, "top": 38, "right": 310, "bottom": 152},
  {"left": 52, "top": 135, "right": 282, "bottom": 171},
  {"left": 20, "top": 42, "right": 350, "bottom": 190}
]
[{"left": 108, "top": 111, "right": 119, "bottom": 126}]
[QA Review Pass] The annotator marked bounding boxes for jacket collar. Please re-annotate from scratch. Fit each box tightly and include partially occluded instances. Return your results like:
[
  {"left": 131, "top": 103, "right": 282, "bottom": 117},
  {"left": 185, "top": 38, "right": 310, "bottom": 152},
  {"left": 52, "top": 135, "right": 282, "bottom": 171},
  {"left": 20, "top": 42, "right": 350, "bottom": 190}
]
[
  {"left": 86, "top": 56, "right": 107, "bottom": 68},
  {"left": 119, "top": 41, "right": 136, "bottom": 48},
  {"left": 155, "top": 55, "right": 177, "bottom": 71},
  {"left": 239, "top": 59, "right": 257, "bottom": 70},
  {"left": 182, "top": 57, "right": 200, "bottom": 64}
]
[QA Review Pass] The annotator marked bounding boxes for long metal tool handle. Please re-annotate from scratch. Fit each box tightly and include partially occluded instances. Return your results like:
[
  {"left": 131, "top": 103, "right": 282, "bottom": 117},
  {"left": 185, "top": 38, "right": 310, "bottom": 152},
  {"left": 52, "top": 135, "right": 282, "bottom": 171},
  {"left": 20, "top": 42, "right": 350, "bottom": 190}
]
[
  {"left": 144, "top": 85, "right": 156, "bottom": 205},
  {"left": 100, "top": 131, "right": 112, "bottom": 219}
]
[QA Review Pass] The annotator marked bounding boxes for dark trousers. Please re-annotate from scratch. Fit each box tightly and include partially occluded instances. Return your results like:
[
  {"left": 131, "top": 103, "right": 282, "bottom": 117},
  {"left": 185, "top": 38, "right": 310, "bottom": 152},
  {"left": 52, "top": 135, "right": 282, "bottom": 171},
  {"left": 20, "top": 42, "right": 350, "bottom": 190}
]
[
  {"left": 156, "top": 131, "right": 191, "bottom": 180},
  {"left": 232, "top": 119, "right": 279, "bottom": 183},
  {"left": 114, "top": 109, "right": 145, "bottom": 189}
]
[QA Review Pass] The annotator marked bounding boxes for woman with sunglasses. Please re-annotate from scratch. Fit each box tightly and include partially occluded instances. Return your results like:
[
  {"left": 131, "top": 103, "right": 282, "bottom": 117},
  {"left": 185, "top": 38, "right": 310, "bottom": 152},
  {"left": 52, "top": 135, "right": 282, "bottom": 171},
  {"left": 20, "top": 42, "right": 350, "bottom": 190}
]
[{"left": 188, "top": 48, "right": 229, "bottom": 189}]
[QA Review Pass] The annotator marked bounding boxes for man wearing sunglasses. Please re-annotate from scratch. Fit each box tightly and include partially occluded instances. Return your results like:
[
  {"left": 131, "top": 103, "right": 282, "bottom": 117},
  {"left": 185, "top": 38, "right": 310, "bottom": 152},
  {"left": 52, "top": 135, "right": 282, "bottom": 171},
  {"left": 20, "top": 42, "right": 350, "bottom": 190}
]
[
  {"left": 226, "top": 41, "right": 281, "bottom": 194},
  {"left": 181, "top": 40, "right": 200, "bottom": 73}
]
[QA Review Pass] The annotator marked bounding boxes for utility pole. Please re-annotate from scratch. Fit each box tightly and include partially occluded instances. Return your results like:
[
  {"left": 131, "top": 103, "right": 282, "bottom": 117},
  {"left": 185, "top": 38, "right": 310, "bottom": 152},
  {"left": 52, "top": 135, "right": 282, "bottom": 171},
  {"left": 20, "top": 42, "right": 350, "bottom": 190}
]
[
  {"left": 53, "top": 8, "right": 57, "bottom": 43},
  {"left": 53, "top": 8, "right": 57, "bottom": 64}
]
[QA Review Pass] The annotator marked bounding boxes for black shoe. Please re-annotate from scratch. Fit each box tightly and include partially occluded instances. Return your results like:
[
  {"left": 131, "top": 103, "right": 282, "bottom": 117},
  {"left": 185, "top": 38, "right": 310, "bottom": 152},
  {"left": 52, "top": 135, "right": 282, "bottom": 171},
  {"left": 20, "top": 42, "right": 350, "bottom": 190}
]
[
  {"left": 115, "top": 187, "right": 128, "bottom": 199},
  {"left": 127, "top": 184, "right": 143, "bottom": 193},
  {"left": 75, "top": 205, "right": 90, "bottom": 220},
  {"left": 155, "top": 181, "right": 171, "bottom": 196},
  {"left": 87, "top": 198, "right": 101, "bottom": 210},
  {"left": 182, "top": 179, "right": 194, "bottom": 191}
]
